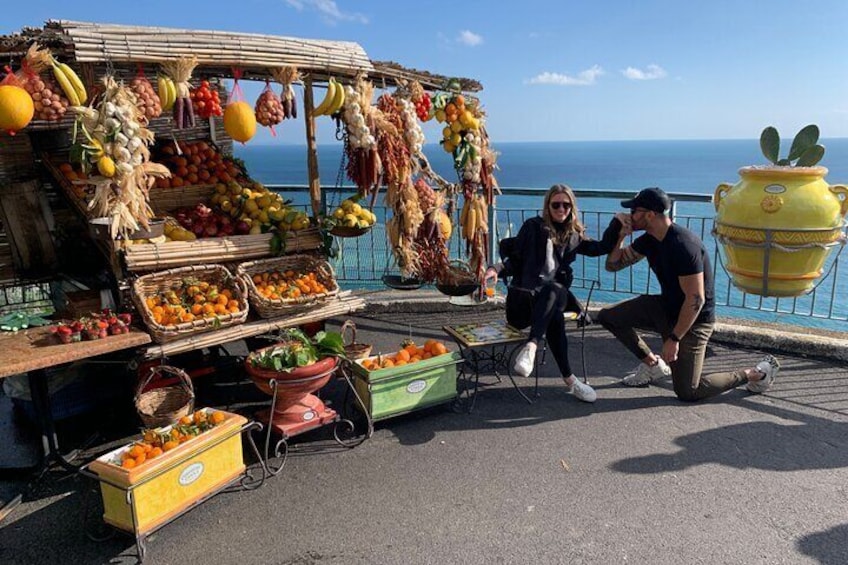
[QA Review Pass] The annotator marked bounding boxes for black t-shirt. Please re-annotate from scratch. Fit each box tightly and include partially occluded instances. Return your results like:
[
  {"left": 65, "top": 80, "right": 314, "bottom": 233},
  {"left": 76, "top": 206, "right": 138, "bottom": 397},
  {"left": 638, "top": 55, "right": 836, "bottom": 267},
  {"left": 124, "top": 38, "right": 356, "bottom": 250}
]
[{"left": 631, "top": 224, "right": 715, "bottom": 324}]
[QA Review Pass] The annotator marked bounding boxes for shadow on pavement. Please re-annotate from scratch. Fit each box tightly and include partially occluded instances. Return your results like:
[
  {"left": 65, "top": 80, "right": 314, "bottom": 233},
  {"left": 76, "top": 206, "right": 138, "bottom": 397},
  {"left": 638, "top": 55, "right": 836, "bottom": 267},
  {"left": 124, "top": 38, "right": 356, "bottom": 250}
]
[{"left": 797, "top": 523, "right": 848, "bottom": 565}]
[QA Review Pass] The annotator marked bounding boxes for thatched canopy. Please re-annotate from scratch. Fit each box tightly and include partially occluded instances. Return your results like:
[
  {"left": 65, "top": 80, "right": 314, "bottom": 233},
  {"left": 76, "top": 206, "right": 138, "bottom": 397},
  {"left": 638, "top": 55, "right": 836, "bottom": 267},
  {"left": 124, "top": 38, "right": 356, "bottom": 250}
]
[{"left": 0, "top": 20, "right": 482, "bottom": 92}]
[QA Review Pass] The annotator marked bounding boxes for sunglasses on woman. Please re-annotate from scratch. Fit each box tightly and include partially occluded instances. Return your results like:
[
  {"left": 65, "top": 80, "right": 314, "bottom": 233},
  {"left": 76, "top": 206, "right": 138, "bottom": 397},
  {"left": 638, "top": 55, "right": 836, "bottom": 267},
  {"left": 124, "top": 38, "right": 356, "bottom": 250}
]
[{"left": 550, "top": 201, "right": 572, "bottom": 210}]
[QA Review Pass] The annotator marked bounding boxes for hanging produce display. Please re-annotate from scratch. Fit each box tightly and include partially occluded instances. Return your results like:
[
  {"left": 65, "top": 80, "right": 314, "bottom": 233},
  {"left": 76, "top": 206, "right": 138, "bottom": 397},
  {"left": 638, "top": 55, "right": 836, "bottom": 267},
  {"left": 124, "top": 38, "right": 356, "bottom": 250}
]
[
  {"left": 128, "top": 66, "right": 162, "bottom": 121},
  {"left": 432, "top": 80, "right": 499, "bottom": 291},
  {"left": 0, "top": 72, "right": 35, "bottom": 135},
  {"left": 254, "top": 80, "right": 284, "bottom": 132},
  {"left": 157, "top": 75, "right": 177, "bottom": 113},
  {"left": 71, "top": 75, "right": 170, "bottom": 239},
  {"left": 271, "top": 66, "right": 299, "bottom": 120},
  {"left": 161, "top": 55, "right": 198, "bottom": 129},
  {"left": 714, "top": 125, "right": 848, "bottom": 297},
  {"left": 15, "top": 43, "right": 71, "bottom": 122},
  {"left": 313, "top": 77, "right": 345, "bottom": 117},
  {"left": 341, "top": 76, "right": 381, "bottom": 200},
  {"left": 222, "top": 69, "right": 256, "bottom": 144},
  {"left": 191, "top": 79, "right": 223, "bottom": 120}
]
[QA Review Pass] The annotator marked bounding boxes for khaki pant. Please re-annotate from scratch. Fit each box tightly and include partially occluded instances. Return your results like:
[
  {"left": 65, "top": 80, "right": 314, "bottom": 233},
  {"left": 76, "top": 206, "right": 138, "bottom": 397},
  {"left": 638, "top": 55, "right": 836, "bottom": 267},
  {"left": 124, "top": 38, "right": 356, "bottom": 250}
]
[{"left": 597, "top": 295, "right": 747, "bottom": 401}]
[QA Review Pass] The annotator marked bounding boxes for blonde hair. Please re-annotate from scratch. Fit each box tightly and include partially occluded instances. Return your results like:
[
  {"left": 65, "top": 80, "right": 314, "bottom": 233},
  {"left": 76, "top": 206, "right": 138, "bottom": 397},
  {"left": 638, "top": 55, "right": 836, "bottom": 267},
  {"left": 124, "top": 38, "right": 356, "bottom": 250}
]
[{"left": 542, "top": 184, "right": 584, "bottom": 245}]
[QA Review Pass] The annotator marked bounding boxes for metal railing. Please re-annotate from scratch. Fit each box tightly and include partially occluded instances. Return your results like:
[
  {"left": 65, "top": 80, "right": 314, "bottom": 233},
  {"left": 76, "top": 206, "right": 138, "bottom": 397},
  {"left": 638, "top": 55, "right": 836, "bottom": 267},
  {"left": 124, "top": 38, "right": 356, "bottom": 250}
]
[{"left": 271, "top": 185, "right": 848, "bottom": 332}]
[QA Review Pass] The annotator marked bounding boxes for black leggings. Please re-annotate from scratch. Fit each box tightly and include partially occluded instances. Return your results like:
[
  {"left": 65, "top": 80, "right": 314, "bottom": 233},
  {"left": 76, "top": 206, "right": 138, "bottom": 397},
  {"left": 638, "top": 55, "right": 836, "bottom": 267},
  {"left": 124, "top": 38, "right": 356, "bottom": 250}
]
[{"left": 506, "top": 282, "right": 574, "bottom": 378}]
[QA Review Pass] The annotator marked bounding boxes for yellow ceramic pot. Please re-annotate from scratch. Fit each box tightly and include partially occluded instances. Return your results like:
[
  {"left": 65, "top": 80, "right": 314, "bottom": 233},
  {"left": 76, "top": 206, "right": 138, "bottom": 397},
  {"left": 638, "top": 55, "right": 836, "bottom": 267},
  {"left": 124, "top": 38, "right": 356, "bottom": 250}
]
[{"left": 714, "top": 166, "right": 848, "bottom": 297}]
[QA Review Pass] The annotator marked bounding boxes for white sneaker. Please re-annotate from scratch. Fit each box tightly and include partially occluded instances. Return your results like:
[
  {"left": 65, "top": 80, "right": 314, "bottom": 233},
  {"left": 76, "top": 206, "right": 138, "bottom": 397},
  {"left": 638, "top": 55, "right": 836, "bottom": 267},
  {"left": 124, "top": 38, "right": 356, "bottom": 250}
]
[
  {"left": 621, "top": 358, "right": 671, "bottom": 387},
  {"left": 513, "top": 341, "right": 537, "bottom": 378},
  {"left": 568, "top": 379, "right": 597, "bottom": 403},
  {"left": 746, "top": 354, "right": 780, "bottom": 393}
]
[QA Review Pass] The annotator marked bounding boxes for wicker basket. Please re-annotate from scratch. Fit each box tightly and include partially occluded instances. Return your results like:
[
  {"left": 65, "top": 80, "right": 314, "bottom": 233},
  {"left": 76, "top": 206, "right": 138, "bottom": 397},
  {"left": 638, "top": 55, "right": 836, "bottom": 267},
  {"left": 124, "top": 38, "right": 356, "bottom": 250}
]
[
  {"left": 236, "top": 254, "right": 340, "bottom": 318},
  {"left": 340, "top": 319, "right": 372, "bottom": 360},
  {"left": 132, "top": 264, "right": 249, "bottom": 344},
  {"left": 134, "top": 365, "right": 195, "bottom": 428}
]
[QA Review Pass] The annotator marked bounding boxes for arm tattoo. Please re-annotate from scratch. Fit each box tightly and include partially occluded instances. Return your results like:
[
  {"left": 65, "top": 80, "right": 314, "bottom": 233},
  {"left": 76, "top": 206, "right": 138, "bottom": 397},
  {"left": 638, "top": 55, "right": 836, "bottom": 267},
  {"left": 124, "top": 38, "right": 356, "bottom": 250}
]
[
  {"left": 692, "top": 294, "right": 704, "bottom": 312},
  {"left": 606, "top": 246, "right": 644, "bottom": 272}
]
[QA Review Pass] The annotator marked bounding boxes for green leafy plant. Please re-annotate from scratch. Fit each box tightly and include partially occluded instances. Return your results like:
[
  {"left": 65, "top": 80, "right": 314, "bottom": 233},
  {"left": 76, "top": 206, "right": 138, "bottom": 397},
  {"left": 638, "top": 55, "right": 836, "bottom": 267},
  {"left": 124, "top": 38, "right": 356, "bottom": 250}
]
[
  {"left": 248, "top": 327, "right": 345, "bottom": 372},
  {"left": 760, "top": 124, "right": 825, "bottom": 167}
]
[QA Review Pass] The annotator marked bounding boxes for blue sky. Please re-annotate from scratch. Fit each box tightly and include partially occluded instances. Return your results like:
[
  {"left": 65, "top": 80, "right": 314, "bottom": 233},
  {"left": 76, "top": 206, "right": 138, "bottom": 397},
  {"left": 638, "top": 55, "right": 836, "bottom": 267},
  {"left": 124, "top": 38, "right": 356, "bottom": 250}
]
[{"left": 4, "top": 1, "right": 848, "bottom": 144}]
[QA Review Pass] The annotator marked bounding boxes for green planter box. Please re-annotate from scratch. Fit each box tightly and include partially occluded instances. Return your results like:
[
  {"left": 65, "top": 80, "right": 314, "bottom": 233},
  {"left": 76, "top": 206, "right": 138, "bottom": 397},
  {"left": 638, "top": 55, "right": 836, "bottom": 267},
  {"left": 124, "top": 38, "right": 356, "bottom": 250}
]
[{"left": 351, "top": 352, "right": 461, "bottom": 421}]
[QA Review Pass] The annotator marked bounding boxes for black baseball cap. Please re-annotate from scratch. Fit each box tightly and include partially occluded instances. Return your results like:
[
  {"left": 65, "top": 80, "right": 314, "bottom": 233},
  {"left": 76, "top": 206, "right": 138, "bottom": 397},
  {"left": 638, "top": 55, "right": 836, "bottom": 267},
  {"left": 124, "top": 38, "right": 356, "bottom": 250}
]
[{"left": 621, "top": 187, "right": 670, "bottom": 214}]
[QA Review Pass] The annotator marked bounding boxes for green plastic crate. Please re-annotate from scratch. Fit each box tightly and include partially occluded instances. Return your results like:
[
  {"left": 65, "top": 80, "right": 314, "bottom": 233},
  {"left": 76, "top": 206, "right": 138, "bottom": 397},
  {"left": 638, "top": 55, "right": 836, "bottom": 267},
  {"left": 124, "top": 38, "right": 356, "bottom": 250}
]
[{"left": 351, "top": 352, "right": 461, "bottom": 421}]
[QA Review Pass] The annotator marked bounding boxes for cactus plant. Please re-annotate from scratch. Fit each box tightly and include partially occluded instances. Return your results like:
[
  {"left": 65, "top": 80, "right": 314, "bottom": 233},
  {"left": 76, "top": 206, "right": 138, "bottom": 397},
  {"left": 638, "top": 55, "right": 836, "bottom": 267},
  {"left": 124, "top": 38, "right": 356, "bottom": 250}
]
[{"left": 760, "top": 124, "right": 825, "bottom": 167}]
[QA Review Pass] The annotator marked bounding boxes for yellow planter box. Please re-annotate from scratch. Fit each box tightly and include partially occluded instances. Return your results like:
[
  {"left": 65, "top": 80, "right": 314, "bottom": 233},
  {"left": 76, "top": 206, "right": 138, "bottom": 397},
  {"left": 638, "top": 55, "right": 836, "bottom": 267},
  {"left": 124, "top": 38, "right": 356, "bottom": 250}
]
[{"left": 87, "top": 410, "right": 247, "bottom": 536}]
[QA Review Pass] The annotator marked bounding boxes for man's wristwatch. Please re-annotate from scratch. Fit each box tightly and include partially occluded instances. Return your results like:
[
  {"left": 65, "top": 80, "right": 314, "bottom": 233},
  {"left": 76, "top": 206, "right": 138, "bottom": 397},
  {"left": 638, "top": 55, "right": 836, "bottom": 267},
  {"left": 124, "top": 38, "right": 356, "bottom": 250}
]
[{"left": 669, "top": 333, "right": 681, "bottom": 343}]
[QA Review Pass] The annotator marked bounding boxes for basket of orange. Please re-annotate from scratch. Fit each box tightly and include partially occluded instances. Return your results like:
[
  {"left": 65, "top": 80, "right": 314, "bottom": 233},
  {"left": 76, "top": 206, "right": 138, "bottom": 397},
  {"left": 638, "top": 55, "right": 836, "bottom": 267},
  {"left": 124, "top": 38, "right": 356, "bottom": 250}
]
[
  {"left": 132, "top": 264, "right": 249, "bottom": 344},
  {"left": 134, "top": 365, "right": 196, "bottom": 429},
  {"left": 236, "top": 254, "right": 339, "bottom": 318}
]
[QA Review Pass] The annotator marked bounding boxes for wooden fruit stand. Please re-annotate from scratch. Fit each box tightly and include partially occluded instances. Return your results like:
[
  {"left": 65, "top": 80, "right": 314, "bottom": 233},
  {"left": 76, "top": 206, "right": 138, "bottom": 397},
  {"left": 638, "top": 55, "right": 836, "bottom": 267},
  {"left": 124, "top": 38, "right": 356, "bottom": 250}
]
[{"left": 0, "top": 19, "right": 492, "bottom": 561}]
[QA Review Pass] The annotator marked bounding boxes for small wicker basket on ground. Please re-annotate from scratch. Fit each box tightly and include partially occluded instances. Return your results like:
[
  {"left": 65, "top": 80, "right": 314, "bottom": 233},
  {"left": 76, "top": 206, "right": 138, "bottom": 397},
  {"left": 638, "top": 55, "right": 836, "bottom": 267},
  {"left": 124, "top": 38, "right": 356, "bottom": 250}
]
[
  {"left": 236, "top": 254, "right": 339, "bottom": 318},
  {"left": 340, "top": 319, "right": 372, "bottom": 360},
  {"left": 132, "top": 264, "right": 249, "bottom": 344},
  {"left": 134, "top": 365, "right": 195, "bottom": 428}
]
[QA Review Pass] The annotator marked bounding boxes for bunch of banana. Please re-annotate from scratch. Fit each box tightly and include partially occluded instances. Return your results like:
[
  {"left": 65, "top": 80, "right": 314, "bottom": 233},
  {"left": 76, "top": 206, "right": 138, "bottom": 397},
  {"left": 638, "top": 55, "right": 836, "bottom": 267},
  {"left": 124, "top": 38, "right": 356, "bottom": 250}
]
[
  {"left": 312, "top": 77, "right": 346, "bottom": 117},
  {"left": 157, "top": 76, "right": 177, "bottom": 112},
  {"left": 459, "top": 193, "right": 489, "bottom": 241},
  {"left": 50, "top": 56, "right": 87, "bottom": 106}
]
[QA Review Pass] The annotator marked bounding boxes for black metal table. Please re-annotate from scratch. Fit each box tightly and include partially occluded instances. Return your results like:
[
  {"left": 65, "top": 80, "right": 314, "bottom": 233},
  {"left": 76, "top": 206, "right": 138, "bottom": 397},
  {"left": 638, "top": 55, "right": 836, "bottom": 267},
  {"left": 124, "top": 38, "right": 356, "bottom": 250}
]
[{"left": 443, "top": 321, "right": 538, "bottom": 412}]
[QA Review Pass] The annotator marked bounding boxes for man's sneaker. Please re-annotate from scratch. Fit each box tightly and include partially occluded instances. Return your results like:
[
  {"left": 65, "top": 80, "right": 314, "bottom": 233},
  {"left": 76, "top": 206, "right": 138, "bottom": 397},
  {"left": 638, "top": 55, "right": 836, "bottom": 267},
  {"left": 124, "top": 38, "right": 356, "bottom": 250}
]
[
  {"left": 513, "top": 341, "right": 537, "bottom": 378},
  {"left": 621, "top": 358, "right": 671, "bottom": 387},
  {"left": 746, "top": 354, "right": 779, "bottom": 393},
  {"left": 568, "top": 378, "right": 597, "bottom": 403}
]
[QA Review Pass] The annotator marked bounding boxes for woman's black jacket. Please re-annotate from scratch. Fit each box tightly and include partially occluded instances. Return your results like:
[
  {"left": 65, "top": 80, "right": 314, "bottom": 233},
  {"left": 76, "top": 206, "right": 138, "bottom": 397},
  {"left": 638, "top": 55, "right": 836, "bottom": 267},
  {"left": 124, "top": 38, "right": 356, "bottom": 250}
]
[{"left": 500, "top": 216, "right": 622, "bottom": 291}]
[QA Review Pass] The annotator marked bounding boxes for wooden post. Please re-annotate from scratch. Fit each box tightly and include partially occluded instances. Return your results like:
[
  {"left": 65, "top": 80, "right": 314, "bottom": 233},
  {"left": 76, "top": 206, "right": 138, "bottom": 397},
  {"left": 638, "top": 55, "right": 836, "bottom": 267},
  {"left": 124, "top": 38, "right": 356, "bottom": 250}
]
[
  {"left": 303, "top": 76, "right": 322, "bottom": 219},
  {"left": 0, "top": 179, "right": 58, "bottom": 276}
]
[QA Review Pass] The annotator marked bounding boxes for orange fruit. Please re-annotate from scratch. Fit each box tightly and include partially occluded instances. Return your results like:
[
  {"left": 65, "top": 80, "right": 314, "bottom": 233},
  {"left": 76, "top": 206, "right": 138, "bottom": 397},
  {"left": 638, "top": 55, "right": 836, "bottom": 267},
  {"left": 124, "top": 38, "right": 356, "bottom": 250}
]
[
  {"left": 134, "top": 453, "right": 147, "bottom": 465},
  {"left": 179, "top": 415, "right": 193, "bottom": 425},
  {"left": 122, "top": 458, "right": 137, "bottom": 469},
  {"left": 396, "top": 349, "right": 410, "bottom": 362},
  {"left": 210, "top": 411, "right": 226, "bottom": 425},
  {"left": 163, "top": 440, "right": 179, "bottom": 451},
  {"left": 432, "top": 343, "right": 448, "bottom": 356},
  {"left": 148, "top": 447, "right": 163, "bottom": 459},
  {"left": 129, "top": 445, "right": 145, "bottom": 458}
]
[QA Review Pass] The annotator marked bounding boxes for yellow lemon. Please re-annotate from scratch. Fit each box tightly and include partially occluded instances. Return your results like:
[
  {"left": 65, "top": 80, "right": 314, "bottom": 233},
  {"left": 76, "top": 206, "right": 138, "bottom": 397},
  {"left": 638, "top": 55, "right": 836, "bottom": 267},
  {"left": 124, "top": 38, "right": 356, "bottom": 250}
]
[{"left": 333, "top": 208, "right": 345, "bottom": 220}]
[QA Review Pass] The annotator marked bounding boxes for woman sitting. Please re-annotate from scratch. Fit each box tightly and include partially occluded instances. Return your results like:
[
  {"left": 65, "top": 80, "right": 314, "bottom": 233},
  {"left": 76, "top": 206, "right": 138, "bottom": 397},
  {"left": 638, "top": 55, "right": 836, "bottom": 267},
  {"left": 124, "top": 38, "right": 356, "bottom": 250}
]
[{"left": 484, "top": 184, "right": 629, "bottom": 403}]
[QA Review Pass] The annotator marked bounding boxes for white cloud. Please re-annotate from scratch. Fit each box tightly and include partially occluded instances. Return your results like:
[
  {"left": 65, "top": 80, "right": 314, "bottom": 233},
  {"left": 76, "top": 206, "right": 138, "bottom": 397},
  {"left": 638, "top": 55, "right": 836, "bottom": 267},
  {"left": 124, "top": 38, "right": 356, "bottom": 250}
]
[
  {"left": 621, "top": 64, "right": 667, "bottom": 80},
  {"left": 284, "top": 0, "right": 368, "bottom": 25},
  {"left": 457, "top": 30, "right": 483, "bottom": 46},
  {"left": 527, "top": 65, "right": 605, "bottom": 86}
]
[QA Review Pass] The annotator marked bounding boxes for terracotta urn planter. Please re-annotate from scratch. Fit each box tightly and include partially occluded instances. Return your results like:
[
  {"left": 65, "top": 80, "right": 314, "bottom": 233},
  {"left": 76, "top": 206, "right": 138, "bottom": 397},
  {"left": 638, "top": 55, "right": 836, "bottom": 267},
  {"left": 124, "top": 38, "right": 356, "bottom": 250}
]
[
  {"left": 245, "top": 345, "right": 339, "bottom": 436},
  {"left": 714, "top": 166, "right": 848, "bottom": 296}
]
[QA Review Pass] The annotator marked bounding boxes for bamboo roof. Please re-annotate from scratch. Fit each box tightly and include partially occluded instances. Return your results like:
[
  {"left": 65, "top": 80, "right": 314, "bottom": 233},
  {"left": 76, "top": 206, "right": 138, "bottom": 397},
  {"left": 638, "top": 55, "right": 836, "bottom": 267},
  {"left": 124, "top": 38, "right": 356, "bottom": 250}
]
[{"left": 0, "top": 20, "right": 482, "bottom": 92}]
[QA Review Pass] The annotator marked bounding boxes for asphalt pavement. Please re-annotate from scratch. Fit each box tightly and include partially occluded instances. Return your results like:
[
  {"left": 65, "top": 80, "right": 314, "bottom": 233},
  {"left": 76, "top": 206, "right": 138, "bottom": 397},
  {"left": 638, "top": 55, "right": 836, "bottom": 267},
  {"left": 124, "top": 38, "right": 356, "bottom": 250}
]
[{"left": 1, "top": 297, "right": 848, "bottom": 565}]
